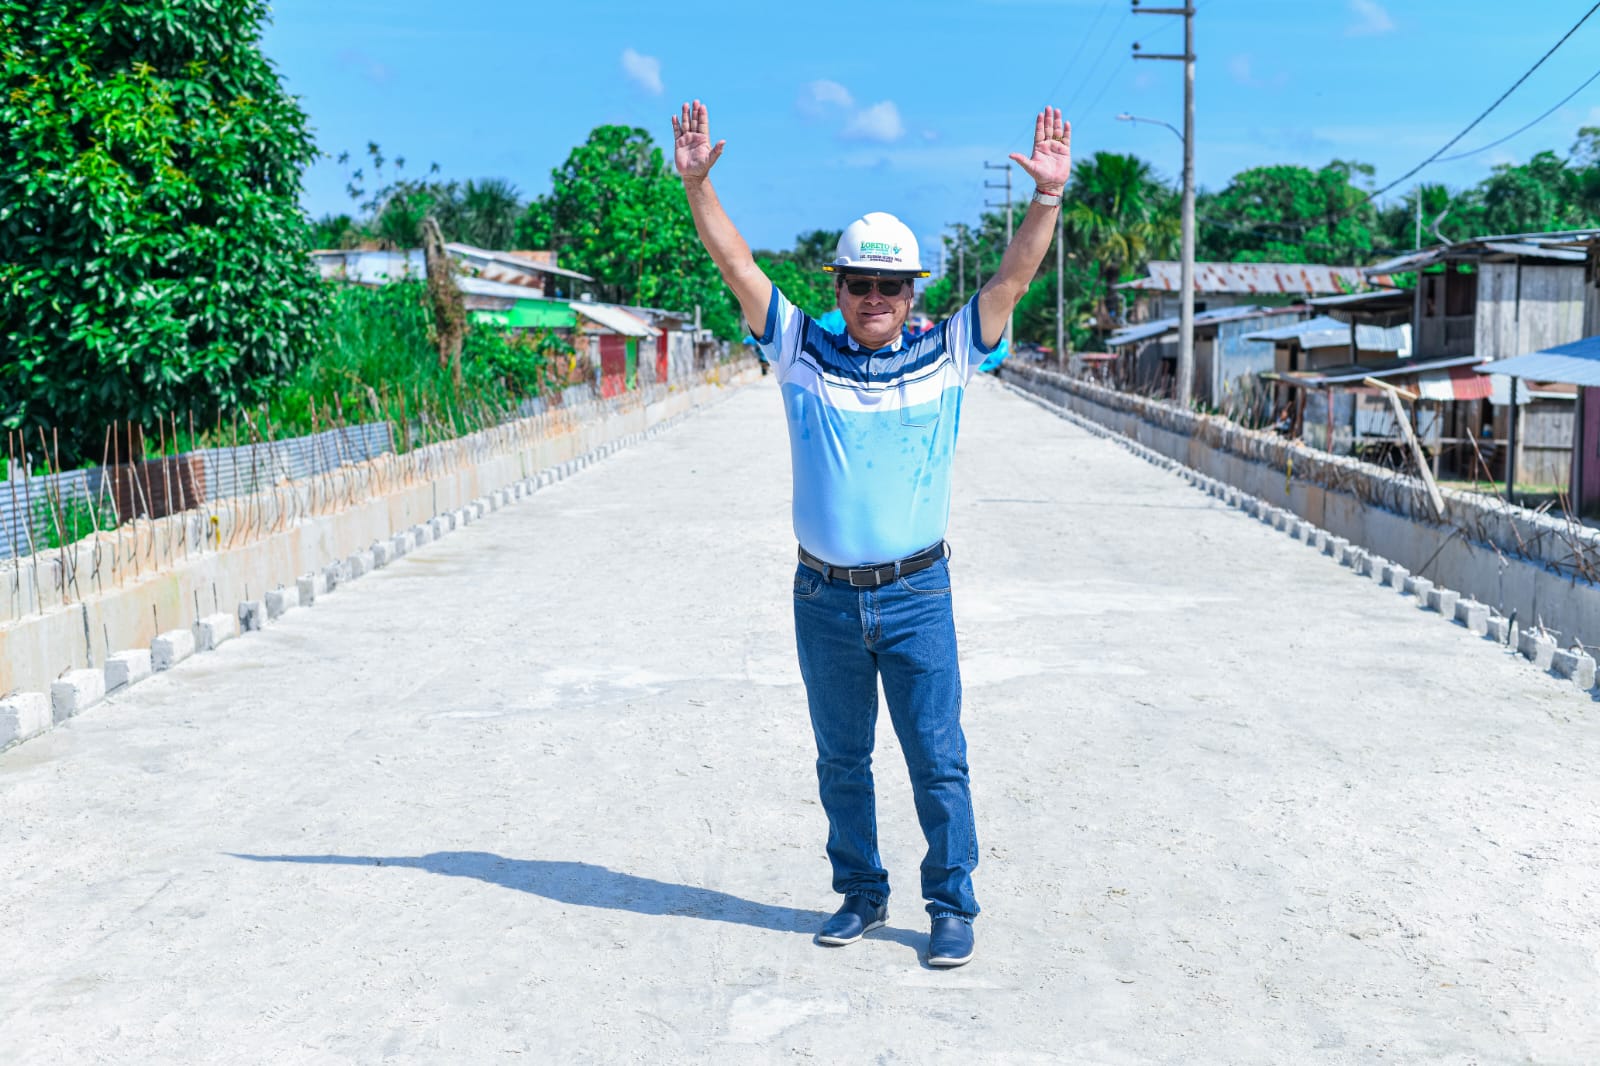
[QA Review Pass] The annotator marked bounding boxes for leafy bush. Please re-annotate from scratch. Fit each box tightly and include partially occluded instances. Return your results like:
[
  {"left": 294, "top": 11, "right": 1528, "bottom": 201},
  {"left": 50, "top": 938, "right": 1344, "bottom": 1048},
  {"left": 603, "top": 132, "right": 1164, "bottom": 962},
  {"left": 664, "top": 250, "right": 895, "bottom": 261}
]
[{"left": 0, "top": 0, "right": 325, "bottom": 465}]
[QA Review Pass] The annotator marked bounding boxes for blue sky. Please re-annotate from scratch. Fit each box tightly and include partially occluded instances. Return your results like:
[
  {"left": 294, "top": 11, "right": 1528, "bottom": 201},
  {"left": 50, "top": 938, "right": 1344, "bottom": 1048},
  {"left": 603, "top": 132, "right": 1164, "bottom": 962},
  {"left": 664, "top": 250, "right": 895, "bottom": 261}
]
[{"left": 262, "top": 0, "right": 1600, "bottom": 262}]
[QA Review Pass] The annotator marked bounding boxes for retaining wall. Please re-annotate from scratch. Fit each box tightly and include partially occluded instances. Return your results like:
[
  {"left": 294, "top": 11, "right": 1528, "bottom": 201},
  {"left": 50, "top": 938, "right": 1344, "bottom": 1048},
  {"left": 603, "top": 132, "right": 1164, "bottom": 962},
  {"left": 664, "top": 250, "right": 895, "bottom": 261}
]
[
  {"left": 1, "top": 366, "right": 758, "bottom": 709},
  {"left": 1002, "top": 364, "right": 1600, "bottom": 650}
]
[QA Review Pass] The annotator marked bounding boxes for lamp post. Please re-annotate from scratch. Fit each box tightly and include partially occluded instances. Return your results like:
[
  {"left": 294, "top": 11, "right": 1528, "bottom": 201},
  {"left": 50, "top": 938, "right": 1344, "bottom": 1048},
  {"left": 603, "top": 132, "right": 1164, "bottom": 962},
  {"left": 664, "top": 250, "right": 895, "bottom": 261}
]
[{"left": 1116, "top": 107, "right": 1193, "bottom": 405}]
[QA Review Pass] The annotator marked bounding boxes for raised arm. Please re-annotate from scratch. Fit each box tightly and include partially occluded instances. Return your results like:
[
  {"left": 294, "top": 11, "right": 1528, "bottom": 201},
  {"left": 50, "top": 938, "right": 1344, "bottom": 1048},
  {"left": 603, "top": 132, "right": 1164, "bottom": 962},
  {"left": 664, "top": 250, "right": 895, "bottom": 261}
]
[
  {"left": 976, "top": 107, "right": 1072, "bottom": 350},
  {"left": 672, "top": 100, "right": 773, "bottom": 333}
]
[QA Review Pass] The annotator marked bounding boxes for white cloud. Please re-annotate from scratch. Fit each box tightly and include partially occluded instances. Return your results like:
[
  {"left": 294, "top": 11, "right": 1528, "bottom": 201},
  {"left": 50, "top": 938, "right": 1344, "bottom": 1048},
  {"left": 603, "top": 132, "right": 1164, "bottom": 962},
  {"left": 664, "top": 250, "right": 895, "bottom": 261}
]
[
  {"left": 1347, "top": 0, "right": 1394, "bottom": 36},
  {"left": 842, "top": 101, "right": 906, "bottom": 143},
  {"left": 1228, "top": 54, "right": 1254, "bottom": 85},
  {"left": 621, "top": 48, "right": 663, "bottom": 95},
  {"left": 798, "top": 79, "right": 854, "bottom": 116}
]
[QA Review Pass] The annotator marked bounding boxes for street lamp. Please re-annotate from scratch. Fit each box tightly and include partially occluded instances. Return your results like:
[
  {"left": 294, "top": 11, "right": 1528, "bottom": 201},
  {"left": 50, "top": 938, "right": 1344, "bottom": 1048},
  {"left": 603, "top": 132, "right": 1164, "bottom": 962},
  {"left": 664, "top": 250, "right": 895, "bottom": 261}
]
[
  {"left": 1117, "top": 107, "right": 1196, "bottom": 407},
  {"left": 1115, "top": 112, "right": 1183, "bottom": 143}
]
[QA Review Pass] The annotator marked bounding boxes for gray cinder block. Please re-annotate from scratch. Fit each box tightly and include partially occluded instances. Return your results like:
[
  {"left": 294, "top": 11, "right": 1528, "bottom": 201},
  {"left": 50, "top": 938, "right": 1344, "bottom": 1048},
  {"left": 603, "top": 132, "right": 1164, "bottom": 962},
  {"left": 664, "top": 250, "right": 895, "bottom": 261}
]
[
  {"left": 1454, "top": 599, "right": 1489, "bottom": 636},
  {"left": 238, "top": 600, "right": 266, "bottom": 632},
  {"left": 152, "top": 628, "right": 196, "bottom": 671},
  {"left": 371, "top": 542, "right": 393, "bottom": 568},
  {"left": 195, "top": 612, "right": 239, "bottom": 652},
  {"left": 51, "top": 669, "right": 105, "bottom": 723},
  {"left": 105, "top": 649, "right": 152, "bottom": 692},
  {"left": 0, "top": 692, "right": 51, "bottom": 749},
  {"left": 323, "top": 560, "right": 347, "bottom": 592},
  {"left": 267, "top": 586, "right": 299, "bottom": 619},
  {"left": 296, "top": 574, "right": 318, "bottom": 607},
  {"left": 1552, "top": 648, "right": 1597, "bottom": 690},
  {"left": 1324, "top": 536, "right": 1348, "bottom": 559},
  {"left": 1425, "top": 587, "right": 1459, "bottom": 618},
  {"left": 1518, "top": 630, "right": 1557, "bottom": 671}
]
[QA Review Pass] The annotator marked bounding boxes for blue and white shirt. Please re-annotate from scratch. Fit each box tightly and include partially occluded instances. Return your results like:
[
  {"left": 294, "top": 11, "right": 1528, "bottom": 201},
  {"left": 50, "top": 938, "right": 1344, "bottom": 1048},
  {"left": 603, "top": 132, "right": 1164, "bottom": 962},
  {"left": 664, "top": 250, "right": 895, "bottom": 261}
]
[{"left": 757, "top": 285, "right": 997, "bottom": 566}]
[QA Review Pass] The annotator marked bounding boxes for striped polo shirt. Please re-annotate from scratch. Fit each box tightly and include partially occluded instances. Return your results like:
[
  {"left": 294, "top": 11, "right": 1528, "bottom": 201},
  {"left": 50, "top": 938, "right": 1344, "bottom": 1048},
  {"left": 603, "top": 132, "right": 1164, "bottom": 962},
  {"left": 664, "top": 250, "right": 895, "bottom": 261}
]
[{"left": 757, "top": 285, "right": 997, "bottom": 566}]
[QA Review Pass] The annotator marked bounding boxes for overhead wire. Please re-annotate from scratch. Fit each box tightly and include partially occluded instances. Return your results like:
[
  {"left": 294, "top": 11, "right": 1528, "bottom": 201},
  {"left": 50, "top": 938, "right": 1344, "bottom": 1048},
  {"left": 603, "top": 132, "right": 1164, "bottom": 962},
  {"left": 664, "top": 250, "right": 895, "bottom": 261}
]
[
  {"left": 1435, "top": 62, "right": 1600, "bottom": 162},
  {"left": 1368, "top": 1, "right": 1600, "bottom": 197}
]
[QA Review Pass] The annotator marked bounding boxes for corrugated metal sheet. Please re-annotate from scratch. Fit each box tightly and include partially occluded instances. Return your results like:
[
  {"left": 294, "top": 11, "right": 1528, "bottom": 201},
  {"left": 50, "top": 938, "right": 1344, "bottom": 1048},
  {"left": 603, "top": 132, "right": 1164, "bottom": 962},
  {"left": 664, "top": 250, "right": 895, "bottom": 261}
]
[
  {"left": 446, "top": 242, "right": 594, "bottom": 283},
  {"left": 572, "top": 302, "right": 658, "bottom": 337},
  {"left": 1242, "top": 315, "right": 1410, "bottom": 352},
  {"left": 1474, "top": 335, "right": 1600, "bottom": 387},
  {"left": 1105, "top": 304, "right": 1277, "bottom": 347},
  {"left": 1116, "top": 261, "right": 1367, "bottom": 295},
  {"left": 1262, "top": 353, "right": 1481, "bottom": 388},
  {"left": 1417, "top": 365, "right": 1494, "bottom": 402},
  {"left": 313, "top": 249, "right": 427, "bottom": 283}
]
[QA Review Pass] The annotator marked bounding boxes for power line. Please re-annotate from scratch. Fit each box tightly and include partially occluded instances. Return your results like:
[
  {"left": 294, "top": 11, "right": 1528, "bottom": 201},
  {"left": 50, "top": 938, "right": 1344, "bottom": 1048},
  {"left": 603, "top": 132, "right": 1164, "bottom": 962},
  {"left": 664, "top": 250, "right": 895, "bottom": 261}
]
[
  {"left": 1371, "top": 2, "right": 1600, "bottom": 196},
  {"left": 1436, "top": 62, "right": 1600, "bottom": 162}
]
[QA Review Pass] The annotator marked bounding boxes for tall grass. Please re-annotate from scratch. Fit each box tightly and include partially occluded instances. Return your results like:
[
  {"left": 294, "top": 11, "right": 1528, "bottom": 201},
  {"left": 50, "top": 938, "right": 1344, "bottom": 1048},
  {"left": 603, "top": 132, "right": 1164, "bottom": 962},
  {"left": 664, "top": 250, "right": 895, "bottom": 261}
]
[{"left": 265, "top": 281, "right": 569, "bottom": 451}]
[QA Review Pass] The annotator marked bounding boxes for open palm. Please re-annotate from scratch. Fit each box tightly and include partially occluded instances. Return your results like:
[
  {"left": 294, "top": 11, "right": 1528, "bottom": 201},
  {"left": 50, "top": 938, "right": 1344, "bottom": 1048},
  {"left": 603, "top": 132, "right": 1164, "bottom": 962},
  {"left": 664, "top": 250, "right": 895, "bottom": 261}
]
[
  {"left": 1008, "top": 107, "right": 1072, "bottom": 191},
  {"left": 672, "top": 100, "right": 725, "bottom": 180}
]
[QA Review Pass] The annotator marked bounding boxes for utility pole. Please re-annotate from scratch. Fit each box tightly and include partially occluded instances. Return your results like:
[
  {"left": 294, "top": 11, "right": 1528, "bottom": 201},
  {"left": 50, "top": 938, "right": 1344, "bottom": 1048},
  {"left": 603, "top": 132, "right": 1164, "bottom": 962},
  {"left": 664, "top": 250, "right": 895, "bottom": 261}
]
[
  {"left": 984, "top": 161, "right": 1014, "bottom": 349},
  {"left": 1133, "top": 1, "right": 1195, "bottom": 407},
  {"left": 1414, "top": 186, "right": 1422, "bottom": 249},
  {"left": 946, "top": 222, "right": 968, "bottom": 304}
]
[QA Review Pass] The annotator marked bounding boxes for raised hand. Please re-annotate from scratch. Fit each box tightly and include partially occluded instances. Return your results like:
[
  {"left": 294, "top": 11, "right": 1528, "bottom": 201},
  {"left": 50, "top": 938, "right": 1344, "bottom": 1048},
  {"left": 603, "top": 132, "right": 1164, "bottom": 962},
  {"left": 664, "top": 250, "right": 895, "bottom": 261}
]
[
  {"left": 1008, "top": 107, "right": 1071, "bottom": 193},
  {"left": 671, "top": 100, "right": 725, "bottom": 182}
]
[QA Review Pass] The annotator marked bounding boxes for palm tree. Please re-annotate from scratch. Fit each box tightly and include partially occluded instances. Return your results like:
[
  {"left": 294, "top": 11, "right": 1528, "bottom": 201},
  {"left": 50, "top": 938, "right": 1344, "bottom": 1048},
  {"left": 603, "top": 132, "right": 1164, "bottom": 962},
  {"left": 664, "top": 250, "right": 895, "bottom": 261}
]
[
  {"left": 457, "top": 178, "right": 524, "bottom": 249},
  {"left": 1064, "top": 152, "right": 1180, "bottom": 327}
]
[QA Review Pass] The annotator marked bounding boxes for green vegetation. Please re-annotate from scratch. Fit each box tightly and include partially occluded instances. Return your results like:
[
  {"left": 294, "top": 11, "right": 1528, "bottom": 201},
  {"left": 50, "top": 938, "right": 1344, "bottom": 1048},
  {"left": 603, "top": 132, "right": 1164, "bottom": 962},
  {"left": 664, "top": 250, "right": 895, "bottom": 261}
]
[
  {"left": 265, "top": 281, "right": 567, "bottom": 447},
  {"left": 0, "top": 0, "right": 326, "bottom": 467}
]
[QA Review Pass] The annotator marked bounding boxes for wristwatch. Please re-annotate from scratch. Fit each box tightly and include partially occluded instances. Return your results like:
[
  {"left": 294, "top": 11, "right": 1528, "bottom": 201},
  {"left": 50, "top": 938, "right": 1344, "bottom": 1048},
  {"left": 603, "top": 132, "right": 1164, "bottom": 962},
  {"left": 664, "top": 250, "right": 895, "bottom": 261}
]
[{"left": 1031, "top": 188, "right": 1064, "bottom": 208}]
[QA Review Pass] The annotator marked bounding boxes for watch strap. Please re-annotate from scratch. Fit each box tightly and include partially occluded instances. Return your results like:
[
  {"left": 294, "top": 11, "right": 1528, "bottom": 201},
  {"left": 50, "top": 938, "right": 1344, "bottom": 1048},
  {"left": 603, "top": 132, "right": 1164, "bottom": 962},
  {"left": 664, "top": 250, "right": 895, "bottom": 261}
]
[{"left": 1031, "top": 188, "right": 1064, "bottom": 207}]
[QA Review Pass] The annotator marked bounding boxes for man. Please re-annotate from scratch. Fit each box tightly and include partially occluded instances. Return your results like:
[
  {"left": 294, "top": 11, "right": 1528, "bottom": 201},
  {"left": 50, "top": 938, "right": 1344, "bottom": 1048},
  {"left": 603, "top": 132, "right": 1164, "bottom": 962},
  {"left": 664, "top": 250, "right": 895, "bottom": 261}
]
[{"left": 673, "top": 100, "right": 1070, "bottom": 968}]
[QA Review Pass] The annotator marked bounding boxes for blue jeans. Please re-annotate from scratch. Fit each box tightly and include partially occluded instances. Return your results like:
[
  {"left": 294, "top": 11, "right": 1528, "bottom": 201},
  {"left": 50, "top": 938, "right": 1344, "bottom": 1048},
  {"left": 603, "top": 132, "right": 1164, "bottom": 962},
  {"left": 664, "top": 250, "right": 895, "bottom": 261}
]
[{"left": 792, "top": 556, "right": 979, "bottom": 921}]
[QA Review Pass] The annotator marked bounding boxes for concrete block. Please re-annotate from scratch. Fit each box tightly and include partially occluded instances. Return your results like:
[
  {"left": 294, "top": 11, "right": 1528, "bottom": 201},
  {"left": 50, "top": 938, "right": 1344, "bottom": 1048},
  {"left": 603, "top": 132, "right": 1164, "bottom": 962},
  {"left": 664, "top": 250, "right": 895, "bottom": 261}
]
[
  {"left": 266, "top": 586, "right": 299, "bottom": 619},
  {"left": 1425, "top": 587, "right": 1459, "bottom": 618},
  {"left": 152, "top": 628, "right": 196, "bottom": 671},
  {"left": 323, "top": 560, "right": 347, "bottom": 592},
  {"left": 1366, "top": 555, "right": 1388, "bottom": 581},
  {"left": 0, "top": 692, "right": 51, "bottom": 749},
  {"left": 1382, "top": 563, "right": 1408, "bottom": 588},
  {"left": 1323, "top": 536, "right": 1347, "bottom": 559},
  {"left": 105, "top": 649, "right": 152, "bottom": 692},
  {"left": 427, "top": 517, "right": 445, "bottom": 540},
  {"left": 391, "top": 532, "right": 410, "bottom": 558},
  {"left": 1305, "top": 528, "right": 1326, "bottom": 550},
  {"left": 441, "top": 511, "right": 457, "bottom": 531},
  {"left": 1486, "top": 615, "right": 1515, "bottom": 644},
  {"left": 51, "top": 669, "right": 106, "bottom": 723},
  {"left": 455, "top": 507, "right": 471, "bottom": 527},
  {"left": 1403, "top": 576, "right": 1433, "bottom": 601},
  {"left": 195, "top": 612, "right": 239, "bottom": 652},
  {"left": 1454, "top": 599, "right": 1489, "bottom": 636},
  {"left": 238, "top": 600, "right": 266, "bottom": 632},
  {"left": 371, "top": 541, "right": 393, "bottom": 568},
  {"left": 512, "top": 482, "right": 525, "bottom": 500},
  {"left": 1552, "top": 649, "right": 1597, "bottom": 690},
  {"left": 1518, "top": 630, "right": 1557, "bottom": 671},
  {"left": 296, "top": 574, "right": 318, "bottom": 607}
]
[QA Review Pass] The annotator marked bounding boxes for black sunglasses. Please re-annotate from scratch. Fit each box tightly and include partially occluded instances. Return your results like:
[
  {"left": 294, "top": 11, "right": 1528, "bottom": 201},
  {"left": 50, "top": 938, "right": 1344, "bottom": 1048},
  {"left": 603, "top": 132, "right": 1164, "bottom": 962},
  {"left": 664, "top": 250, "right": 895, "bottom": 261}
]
[{"left": 842, "top": 278, "right": 910, "bottom": 298}]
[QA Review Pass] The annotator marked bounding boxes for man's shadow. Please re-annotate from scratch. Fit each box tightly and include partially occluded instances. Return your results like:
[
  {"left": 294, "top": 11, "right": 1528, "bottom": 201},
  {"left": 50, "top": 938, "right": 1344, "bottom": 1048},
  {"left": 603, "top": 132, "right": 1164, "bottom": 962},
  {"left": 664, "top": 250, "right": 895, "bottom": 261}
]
[{"left": 229, "top": 851, "right": 924, "bottom": 953}]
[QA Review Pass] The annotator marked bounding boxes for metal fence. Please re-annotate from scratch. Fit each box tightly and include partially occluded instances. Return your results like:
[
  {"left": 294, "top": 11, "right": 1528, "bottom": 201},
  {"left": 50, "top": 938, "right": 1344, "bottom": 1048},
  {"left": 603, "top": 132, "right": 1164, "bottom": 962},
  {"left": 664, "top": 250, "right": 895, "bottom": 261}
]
[{"left": 0, "top": 422, "right": 395, "bottom": 560}]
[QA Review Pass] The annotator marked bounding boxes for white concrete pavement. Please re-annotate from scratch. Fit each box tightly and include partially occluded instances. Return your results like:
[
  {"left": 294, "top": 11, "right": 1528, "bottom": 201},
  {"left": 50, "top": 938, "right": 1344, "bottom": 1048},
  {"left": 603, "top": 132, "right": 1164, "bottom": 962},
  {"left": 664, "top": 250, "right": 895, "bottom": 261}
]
[{"left": 2, "top": 375, "right": 1597, "bottom": 1064}]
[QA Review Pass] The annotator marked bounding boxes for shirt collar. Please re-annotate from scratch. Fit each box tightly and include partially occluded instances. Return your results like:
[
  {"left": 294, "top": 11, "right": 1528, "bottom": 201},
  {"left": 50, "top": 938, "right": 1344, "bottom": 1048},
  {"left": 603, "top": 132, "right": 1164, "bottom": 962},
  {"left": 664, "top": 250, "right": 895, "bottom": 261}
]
[{"left": 843, "top": 329, "right": 905, "bottom": 354}]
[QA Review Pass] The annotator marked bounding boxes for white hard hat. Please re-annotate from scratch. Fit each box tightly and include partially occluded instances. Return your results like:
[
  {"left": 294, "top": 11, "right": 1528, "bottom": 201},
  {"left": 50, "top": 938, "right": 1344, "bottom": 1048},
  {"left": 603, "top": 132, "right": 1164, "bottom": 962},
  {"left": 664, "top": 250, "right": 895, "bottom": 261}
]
[{"left": 822, "top": 212, "right": 931, "bottom": 278}]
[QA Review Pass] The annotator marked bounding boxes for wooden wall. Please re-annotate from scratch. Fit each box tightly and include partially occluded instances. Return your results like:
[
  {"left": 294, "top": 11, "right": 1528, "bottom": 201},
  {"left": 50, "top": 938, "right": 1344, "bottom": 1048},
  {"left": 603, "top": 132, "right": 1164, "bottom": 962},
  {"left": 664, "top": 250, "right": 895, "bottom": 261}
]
[{"left": 1475, "top": 262, "right": 1587, "bottom": 361}]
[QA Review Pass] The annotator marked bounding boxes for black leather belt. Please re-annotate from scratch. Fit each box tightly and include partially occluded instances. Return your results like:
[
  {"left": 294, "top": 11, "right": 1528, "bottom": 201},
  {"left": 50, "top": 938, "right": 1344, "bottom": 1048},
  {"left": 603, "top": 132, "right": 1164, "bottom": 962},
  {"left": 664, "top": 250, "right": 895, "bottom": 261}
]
[{"left": 798, "top": 541, "right": 947, "bottom": 588}]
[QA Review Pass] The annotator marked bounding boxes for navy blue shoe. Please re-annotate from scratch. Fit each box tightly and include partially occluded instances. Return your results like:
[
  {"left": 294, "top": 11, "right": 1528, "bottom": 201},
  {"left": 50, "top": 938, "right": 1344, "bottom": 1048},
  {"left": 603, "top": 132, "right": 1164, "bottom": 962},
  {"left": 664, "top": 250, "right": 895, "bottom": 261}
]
[
  {"left": 928, "top": 916, "right": 974, "bottom": 967},
  {"left": 816, "top": 895, "right": 887, "bottom": 946}
]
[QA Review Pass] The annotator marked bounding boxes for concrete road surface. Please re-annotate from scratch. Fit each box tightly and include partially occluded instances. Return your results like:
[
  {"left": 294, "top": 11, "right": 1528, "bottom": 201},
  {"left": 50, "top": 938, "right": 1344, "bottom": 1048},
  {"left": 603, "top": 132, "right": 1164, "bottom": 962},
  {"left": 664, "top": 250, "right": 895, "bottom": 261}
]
[{"left": 3, "top": 376, "right": 1597, "bottom": 1065}]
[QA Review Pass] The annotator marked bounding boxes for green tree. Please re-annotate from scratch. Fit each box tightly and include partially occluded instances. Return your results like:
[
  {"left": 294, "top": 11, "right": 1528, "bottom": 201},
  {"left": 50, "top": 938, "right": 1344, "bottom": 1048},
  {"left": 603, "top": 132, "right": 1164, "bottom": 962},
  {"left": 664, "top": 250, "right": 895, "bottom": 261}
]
[
  {"left": 0, "top": 0, "right": 326, "bottom": 463},
  {"left": 753, "top": 228, "right": 841, "bottom": 320},
  {"left": 1197, "top": 161, "right": 1377, "bottom": 264},
  {"left": 517, "top": 125, "right": 739, "bottom": 338},
  {"left": 1066, "top": 151, "right": 1180, "bottom": 319}
]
